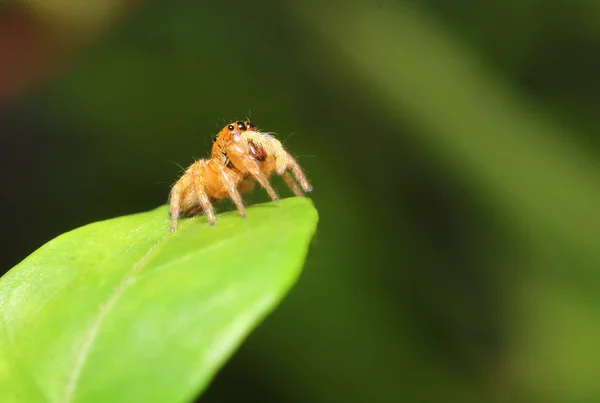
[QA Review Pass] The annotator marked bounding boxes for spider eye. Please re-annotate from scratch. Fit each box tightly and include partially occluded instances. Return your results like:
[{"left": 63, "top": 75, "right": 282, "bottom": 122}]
[
  {"left": 213, "top": 135, "right": 218, "bottom": 142},
  {"left": 227, "top": 124, "right": 234, "bottom": 131},
  {"left": 246, "top": 121, "right": 254, "bottom": 129},
  {"left": 237, "top": 121, "right": 246, "bottom": 131}
]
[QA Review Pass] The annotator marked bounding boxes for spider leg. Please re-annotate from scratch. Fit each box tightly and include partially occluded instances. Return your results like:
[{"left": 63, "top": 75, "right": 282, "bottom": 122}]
[
  {"left": 281, "top": 171, "right": 304, "bottom": 196},
  {"left": 227, "top": 143, "right": 280, "bottom": 201},
  {"left": 284, "top": 152, "right": 312, "bottom": 193},
  {"left": 192, "top": 165, "right": 216, "bottom": 226},
  {"left": 217, "top": 165, "right": 247, "bottom": 218},
  {"left": 169, "top": 183, "right": 182, "bottom": 232}
]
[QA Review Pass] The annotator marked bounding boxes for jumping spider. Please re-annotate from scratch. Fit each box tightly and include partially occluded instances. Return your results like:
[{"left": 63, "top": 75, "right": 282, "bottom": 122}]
[{"left": 168, "top": 120, "right": 312, "bottom": 231}]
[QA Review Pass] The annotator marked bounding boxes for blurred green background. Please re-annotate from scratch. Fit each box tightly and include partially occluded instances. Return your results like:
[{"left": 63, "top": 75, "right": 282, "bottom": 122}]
[{"left": 1, "top": 0, "right": 600, "bottom": 402}]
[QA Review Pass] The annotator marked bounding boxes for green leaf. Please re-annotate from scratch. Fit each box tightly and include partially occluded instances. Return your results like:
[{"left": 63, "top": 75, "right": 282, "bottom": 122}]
[{"left": 0, "top": 197, "right": 318, "bottom": 403}]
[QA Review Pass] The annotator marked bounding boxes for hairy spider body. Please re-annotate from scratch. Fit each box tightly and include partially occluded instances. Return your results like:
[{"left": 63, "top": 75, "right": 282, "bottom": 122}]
[{"left": 168, "top": 120, "right": 312, "bottom": 231}]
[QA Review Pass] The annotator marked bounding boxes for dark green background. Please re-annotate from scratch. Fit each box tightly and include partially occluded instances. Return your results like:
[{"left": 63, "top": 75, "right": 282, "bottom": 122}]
[{"left": 2, "top": 0, "right": 600, "bottom": 402}]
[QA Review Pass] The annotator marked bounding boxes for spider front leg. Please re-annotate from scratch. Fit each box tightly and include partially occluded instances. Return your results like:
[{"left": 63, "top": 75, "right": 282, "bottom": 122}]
[
  {"left": 283, "top": 152, "right": 312, "bottom": 193},
  {"left": 227, "top": 143, "right": 280, "bottom": 201},
  {"left": 217, "top": 165, "right": 247, "bottom": 219},
  {"left": 281, "top": 171, "right": 304, "bottom": 196},
  {"left": 243, "top": 133, "right": 310, "bottom": 195}
]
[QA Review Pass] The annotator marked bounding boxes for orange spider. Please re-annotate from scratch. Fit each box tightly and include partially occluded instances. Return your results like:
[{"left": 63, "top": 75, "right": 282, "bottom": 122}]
[{"left": 168, "top": 120, "right": 312, "bottom": 231}]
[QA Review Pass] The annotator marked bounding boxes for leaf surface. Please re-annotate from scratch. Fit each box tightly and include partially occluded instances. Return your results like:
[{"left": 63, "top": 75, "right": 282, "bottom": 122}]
[{"left": 0, "top": 197, "right": 318, "bottom": 403}]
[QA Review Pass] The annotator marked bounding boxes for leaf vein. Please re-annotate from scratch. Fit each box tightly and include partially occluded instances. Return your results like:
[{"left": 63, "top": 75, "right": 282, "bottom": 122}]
[{"left": 60, "top": 219, "right": 195, "bottom": 403}]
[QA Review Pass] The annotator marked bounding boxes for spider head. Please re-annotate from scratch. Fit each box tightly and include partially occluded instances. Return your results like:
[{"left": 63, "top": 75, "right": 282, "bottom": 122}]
[
  {"left": 227, "top": 120, "right": 256, "bottom": 133},
  {"left": 214, "top": 120, "right": 257, "bottom": 143}
]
